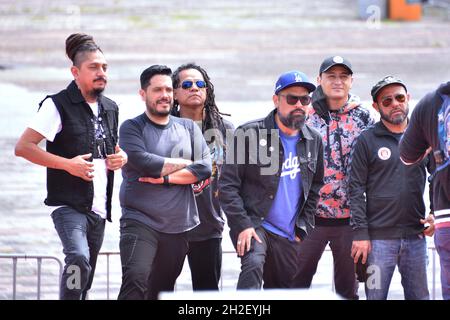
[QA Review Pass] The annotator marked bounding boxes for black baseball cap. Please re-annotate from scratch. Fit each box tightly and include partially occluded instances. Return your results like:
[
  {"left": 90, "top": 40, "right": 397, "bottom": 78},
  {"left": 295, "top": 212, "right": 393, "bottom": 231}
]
[
  {"left": 371, "top": 75, "right": 407, "bottom": 102},
  {"left": 319, "top": 56, "right": 353, "bottom": 75}
]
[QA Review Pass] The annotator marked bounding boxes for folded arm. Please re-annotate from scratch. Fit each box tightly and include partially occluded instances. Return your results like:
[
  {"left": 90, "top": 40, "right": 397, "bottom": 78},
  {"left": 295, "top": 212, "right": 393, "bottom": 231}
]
[{"left": 135, "top": 119, "right": 212, "bottom": 184}]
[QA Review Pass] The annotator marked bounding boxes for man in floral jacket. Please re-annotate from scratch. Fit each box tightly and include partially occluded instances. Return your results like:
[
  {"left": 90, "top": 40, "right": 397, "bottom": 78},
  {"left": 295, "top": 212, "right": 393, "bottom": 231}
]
[{"left": 293, "top": 56, "right": 374, "bottom": 299}]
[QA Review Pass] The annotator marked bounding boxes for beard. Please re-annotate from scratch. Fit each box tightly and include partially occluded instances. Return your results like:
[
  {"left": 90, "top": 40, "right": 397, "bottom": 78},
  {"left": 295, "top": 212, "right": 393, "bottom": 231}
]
[
  {"left": 146, "top": 98, "right": 173, "bottom": 117},
  {"left": 278, "top": 110, "right": 306, "bottom": 130},
  {"left": 91, "top": 87, "right": 105, "bottom": 97},
  {"left": 88, "top": 78, "right": 107, "bottom": 98},
  {"left": 379, "top": 105, "right": 409, "bottom": 125}
]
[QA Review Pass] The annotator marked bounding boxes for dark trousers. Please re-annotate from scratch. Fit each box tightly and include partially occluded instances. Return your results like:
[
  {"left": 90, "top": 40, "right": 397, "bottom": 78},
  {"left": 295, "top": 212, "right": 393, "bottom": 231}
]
[
  {"left": 293, "top": 225, "right": 358, "bottom": 299},
  {"left": 187, "top": 238, "right": 222, "bottom": 291},
  {"left": 51, "top": 207, "right": 105, "bottom": 300},
  {"left": 117, "top": 219, "right": 188, "bottom": 300},
  {"left": 237, "top": 227, "right": 301, "bottom": 289}
]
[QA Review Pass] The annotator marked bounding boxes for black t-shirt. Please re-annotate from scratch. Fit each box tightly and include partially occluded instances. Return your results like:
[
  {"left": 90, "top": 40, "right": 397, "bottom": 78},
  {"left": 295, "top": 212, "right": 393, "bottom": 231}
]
[
  {"left": 400, "top": 83, "right": 450, "bottom": 211},
  {"left": 188, "top": 118, "right": 235, "bottom": 241}
]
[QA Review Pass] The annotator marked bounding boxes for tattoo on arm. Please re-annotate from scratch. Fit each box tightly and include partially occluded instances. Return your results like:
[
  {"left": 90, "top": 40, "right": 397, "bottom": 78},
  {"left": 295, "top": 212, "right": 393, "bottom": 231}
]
[{"left": 160, "top": 158, "right": 191, "bottom": 176}]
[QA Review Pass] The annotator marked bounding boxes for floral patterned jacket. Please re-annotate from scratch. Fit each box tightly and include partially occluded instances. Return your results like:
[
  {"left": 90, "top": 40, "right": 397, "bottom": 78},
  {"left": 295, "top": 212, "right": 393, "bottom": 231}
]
[{"left": 307, "top": 86, "right": 374, "bottom": 220}]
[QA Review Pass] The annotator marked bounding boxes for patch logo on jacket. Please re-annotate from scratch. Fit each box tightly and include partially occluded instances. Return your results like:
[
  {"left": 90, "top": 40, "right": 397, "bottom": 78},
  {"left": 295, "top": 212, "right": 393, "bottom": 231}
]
[
  {"left": 377, "top": 147, "right": 391, "bottom": 160},
  {"left": 259, "top": 138, "right": 267, "bottom": 147}
]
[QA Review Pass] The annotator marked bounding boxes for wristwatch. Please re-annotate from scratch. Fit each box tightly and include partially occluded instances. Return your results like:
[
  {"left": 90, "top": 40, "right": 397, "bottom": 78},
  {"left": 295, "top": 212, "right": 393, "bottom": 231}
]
[{"left": 163, "top": 175, "right": 170, "bottom": 186}]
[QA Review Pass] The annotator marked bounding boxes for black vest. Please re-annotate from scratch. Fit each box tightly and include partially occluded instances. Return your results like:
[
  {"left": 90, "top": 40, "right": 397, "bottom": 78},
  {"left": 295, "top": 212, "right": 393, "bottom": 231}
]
[{"left": 41, "top": 80, "right": 118, "bottom": 221}]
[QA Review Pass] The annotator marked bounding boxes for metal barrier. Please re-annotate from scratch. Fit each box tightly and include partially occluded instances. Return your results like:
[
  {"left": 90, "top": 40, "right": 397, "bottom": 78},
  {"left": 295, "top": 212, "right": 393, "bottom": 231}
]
[
  {"left": 98, "top": 250, "right": 238, "bottom": 299},
  {"left": 98, "top": 251, "right": 120, "bottom": 300},
  {"left": 0, "top": 246, "right": 441, "bottom": 300},
  {"left": 0, "top": 254, "right": 63, "bottom": 300},
  {"left": 431, "top": 246, "right": 437, "bottom": 300},
  {"left": 98, "top": 247, "right": 441, "bottom": 300}
]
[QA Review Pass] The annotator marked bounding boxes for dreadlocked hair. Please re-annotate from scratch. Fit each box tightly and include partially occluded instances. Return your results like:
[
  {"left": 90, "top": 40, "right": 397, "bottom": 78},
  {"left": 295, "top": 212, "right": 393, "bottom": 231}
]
[{"left": 171, "top": 63, "right": 230, "bottom": 146}]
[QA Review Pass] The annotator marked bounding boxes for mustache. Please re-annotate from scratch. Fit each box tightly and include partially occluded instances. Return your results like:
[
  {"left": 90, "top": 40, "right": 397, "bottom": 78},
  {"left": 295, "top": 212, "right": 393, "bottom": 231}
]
[
  {"left": 94, "top": 77, "right": 107, "bottom": 82},
  {"left": 157, "top": 98, "right": 171, "bottom": 104},
  {"left": 290, "top": 109, "right": 306, "bottom": 117},
  {"left": 390, "top": 108, "right": 406, "bottom": 115}
]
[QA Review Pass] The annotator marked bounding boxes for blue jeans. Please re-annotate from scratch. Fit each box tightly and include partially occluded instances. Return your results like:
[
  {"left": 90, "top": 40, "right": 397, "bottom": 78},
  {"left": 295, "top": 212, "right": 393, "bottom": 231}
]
[
  {"left": 434, "top": 227, "right": 450, "bottom": 300},
  {"left": 51, "top": 207, "right": 105, "bottom": 300},
  {"left": 365, "top": 235, "right": 429, "bottom": 300}
]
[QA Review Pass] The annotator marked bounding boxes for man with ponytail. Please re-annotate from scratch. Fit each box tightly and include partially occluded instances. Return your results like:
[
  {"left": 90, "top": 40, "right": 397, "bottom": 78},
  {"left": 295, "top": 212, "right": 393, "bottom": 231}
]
[{"left": 15, "top": 33, "right": 127, "bottom": 300}]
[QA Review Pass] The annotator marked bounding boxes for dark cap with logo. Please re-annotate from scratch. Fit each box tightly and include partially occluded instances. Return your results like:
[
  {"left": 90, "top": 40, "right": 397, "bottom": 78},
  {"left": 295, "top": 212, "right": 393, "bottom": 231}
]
[
  {"left": 371, "top": 75, "right": 407, "bottom": 101},
  {"left": 319, "top": 56, "right": 353, "bottom": 75},
  {"left": 274, "top": 71, "right": 316, "bottom": 95}
]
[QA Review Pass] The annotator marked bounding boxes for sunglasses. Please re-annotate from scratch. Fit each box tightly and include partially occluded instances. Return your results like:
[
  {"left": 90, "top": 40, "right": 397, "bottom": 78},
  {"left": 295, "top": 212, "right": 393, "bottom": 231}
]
[
  {"left": 279, "top": 94, "right": 311, "bottom": 106},
  {"left": 380, "top": 94, "right": 406, "bottom": 108},
  {"left": 181, "top": 80, "right": 207, "bottom": 90}
]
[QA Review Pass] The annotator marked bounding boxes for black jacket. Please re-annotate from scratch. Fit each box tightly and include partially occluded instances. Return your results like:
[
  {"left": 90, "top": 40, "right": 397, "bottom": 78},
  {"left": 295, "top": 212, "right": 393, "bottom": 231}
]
[
  {"left": 400, "top": 82, "right": 450, "bottom": 213},
  {"left": 43, "top": 81, "right": 118, "bottom": 221},
  {"left": 349, "top": 121, "right": 428, "bottom": 240},
  {"left": 219, "top": 109, "right": 324, "bottom": 244}
]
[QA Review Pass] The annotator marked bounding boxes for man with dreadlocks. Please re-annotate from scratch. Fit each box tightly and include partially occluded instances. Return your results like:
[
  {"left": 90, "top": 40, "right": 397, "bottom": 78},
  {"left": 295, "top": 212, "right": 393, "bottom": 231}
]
[
  {"left": 15, "top": 33, "right": 127, "bottom": 299},
  {"left": 171, "top": 63, "right": 234, "bottom": 290}
]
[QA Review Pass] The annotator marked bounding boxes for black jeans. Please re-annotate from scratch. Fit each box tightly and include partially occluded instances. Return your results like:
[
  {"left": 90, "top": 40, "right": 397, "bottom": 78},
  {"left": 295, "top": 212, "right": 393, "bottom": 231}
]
[
  {"left": 293, "top": 225, "right": 358, "bottom": 299},
  {"left": 51, "top": 207, "right": 105, "bottom": 300},
  {"left": 187, "top": 238, "right": 222, "bottom": 290},
  {"left": 237, "top": 227, "right": 301, "bottom": 289},
  {"left": 117, "top": 219, "right": 188, "bottom": 300}
]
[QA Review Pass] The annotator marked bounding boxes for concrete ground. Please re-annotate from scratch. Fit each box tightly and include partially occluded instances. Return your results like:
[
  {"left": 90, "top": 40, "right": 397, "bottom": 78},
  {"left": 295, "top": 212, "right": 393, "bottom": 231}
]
[{"left": 0, "top": 0, "right": 448, "bottom": 300}]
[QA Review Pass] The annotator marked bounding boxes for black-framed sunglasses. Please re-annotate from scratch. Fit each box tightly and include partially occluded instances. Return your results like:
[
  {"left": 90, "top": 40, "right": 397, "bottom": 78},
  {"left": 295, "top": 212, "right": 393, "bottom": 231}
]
[
  {"left": 181, "top": 80, "right": 207, "bottom": 90},
  {"left": 279, "top": 94, "right": 311, "bottom": 106},
  {"left": 380, "top": 94, "right": 406, "bottom": 108}
]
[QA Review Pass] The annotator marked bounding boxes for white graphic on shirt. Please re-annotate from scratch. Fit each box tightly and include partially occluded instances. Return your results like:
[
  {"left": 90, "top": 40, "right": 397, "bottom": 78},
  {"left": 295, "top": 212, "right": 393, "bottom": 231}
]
[{"left": 280, "top": 152, "right": 300, "bottom": 179}]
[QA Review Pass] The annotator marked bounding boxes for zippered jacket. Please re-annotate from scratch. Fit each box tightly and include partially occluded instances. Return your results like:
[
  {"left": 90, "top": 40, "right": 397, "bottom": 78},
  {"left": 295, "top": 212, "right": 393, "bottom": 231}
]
[
  {"left": 349, "top": 121, "right": 428, "bottom": 240},
  {"left": 219, "top": 109, "right": 324, "bottom": 243},
  {"left": 307, "top": 85, "right": 374, "bottom": 222}
]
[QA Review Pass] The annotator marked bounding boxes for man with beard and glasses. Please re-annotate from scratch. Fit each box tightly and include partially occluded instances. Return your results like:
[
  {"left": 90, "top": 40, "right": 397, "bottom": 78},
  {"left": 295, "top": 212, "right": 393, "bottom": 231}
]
[
  {"left": 348, "top": 76, "right": 434, "bottom": 300},
  {"left": 15, "top": 33, "right": 127, "bottom": 300},
  {"left": 117, "top": 65, "right": 212, "bottom": 299},
  {"left": 293, "top": 56, "right": 374, "bottom": 299},
  {"left": 219, "top": 71, "right": 324, "bottom": 289}
]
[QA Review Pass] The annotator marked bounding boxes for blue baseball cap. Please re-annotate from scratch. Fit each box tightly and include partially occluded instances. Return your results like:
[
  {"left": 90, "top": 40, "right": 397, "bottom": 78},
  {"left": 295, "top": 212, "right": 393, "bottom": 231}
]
[{"left": 274, "top": 71, "right": 316, "bottom": 95}]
